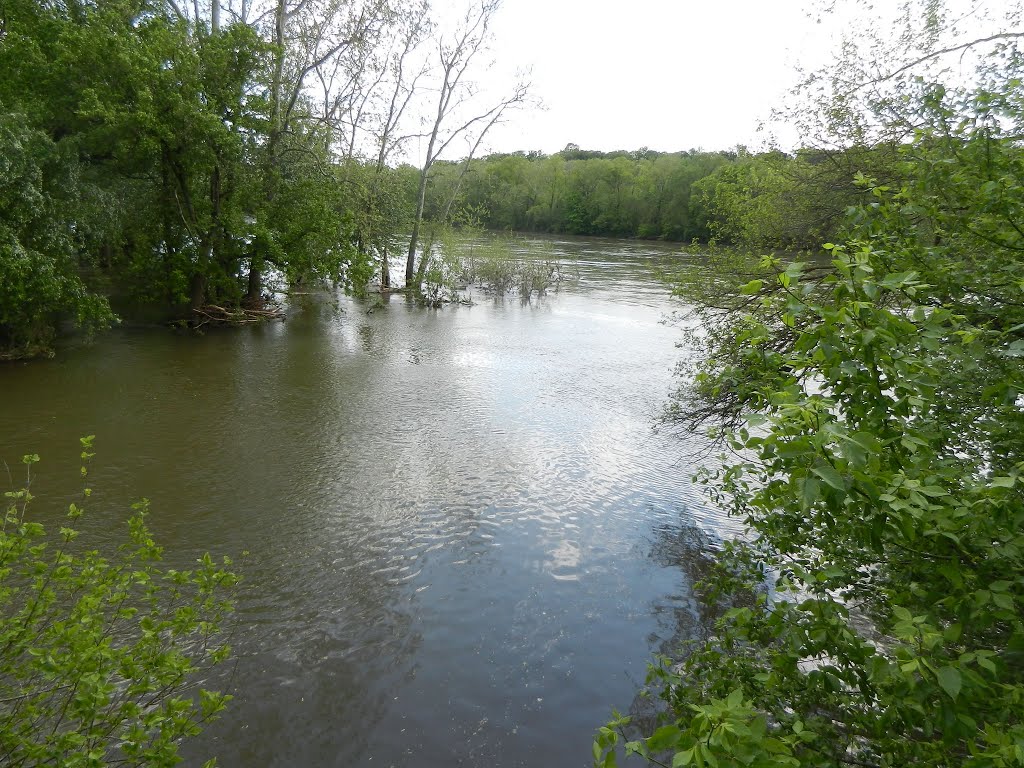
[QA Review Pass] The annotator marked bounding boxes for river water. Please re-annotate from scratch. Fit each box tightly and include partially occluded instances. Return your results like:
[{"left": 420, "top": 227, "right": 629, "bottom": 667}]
[{"left": 0, "top": 236, "right": 739, "bottom": 767}]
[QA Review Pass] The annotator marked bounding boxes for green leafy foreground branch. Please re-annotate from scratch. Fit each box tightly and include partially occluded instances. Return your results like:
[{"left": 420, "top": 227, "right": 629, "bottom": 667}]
[
  {"left": 0, "top": 437, "right": 237, "bottom": 767},
  {"left": 596, "top": 83, "right": 1024, "bottom": 768}
]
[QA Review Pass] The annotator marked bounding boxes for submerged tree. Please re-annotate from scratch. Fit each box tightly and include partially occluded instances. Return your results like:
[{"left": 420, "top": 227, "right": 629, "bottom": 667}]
[
  {"left": 403, "top": 0, "right": 529, "bottom": 288},
  {"left": 0, "top": 0, "right": 440, "bottom": 353}
]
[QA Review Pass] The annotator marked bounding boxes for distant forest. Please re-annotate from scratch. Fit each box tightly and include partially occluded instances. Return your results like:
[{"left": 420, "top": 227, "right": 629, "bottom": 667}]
[{"left": 421, "top": 142, "right": 876, "bottom": 249}]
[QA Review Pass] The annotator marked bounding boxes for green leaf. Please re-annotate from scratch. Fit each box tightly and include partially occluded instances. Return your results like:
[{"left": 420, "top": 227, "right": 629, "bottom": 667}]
[
  {"left": 801, "top": 477, "right": 821, "bottom": 508},
  {"left": 992, "top": 593, "right": 1014, "bottom": 610},
  {"left": 936, "top": 666, "right": 961, "bottom": 700},
  {"left": 783, "top": 261, "right": 806, "bottom": 279},
  {"left": 673, "top": 748, "right": 694, "bottom": 767},
  {"left": 740, "top": 279, "right": 764, "bottom": 295},
  {"left": 647, "top": 725, "right": 682, "bottom": 753},
  {"left": 812, "top": 464, "right": 845, "bottom": 491}
]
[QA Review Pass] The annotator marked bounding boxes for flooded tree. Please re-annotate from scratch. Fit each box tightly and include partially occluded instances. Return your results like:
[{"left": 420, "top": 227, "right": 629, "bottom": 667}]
[{"left": 403, "top": 0, "right": 529, "bottom": 288}]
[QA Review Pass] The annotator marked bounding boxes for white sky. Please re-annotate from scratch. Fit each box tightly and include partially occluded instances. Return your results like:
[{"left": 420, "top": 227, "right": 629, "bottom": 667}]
[{"left": 466, "top": 0, "right": 830, "bottom": 155}]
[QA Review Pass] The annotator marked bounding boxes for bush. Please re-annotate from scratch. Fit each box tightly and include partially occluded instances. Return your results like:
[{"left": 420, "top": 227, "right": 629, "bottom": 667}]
[
  {"left": 0, "top": 438, "right": 237, "bottom": 767},
  {"left": 596, "top": 70, "right": 1024, "bottom": 768}
]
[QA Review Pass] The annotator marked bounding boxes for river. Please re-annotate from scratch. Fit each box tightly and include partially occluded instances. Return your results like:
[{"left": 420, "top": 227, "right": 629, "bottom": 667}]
[{"left": 0, "top": 236, "right": 740, "bottom": 767}]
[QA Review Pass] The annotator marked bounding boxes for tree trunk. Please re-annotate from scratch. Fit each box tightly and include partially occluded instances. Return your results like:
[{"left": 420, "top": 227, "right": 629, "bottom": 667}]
[
  {"left": 243, "top": 0, "right": 281, "bottom": 309},
  {"left": 405, "top": 165, "right": 430, "bottom": 285},
  {"left": 381, "top": 246, "right": 391, "bottom": 290},
  {"left": 414, "top": 229, "right": 432, "bottom": 287},
  {"left": 190, "top": 266, "right": 208, "bottom": 311},
  {"left": 246, "top": 254, "right": 262, "bottom": 306}
]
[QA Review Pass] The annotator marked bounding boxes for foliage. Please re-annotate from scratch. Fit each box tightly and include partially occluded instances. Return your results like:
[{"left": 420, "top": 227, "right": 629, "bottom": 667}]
[
  {"left": 428, "top": 148, "right": 736, "bottom": 242},
  {"left": 419, "top": 229, "right": 569, "bottom": 304},
  {"left": 417, "top": 225, "right": 466, "bottom": 307},
  {"left": 596, "top": 32, "right": 1024, "bottom": 768},
  {"left": 426, "top": 144, "right": 884, "bottom": 248},
  {"left": 0, "top": 113, "right": 114, "bottom": 358},
  {"left": 0, "top": 0, "right": 438, "bottom": 348},
  {"left": 0, "top": 439, "right": 237, "bottom": 767},
  {"left": 690, "top": 150, "right": 863, "bottom": 252}
]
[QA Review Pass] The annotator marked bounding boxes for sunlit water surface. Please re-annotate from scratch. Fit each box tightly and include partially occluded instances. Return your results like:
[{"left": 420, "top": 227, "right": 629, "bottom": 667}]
[{"left": 0, "top": 236, "right": 741, "bottom": 767}]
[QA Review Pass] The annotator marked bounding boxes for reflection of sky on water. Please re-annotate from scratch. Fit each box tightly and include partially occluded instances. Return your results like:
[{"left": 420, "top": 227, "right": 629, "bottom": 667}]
[{"left": 0, "top": 235, "right": 734, "bottom": 768}]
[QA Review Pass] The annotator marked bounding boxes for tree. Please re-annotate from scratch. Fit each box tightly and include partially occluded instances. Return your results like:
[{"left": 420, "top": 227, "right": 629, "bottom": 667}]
[
  {"left": 690, "top": 153, "right": 825, "bottom": 251},
  {"left": 242, "top": 0, "right": 393, "bottom": 304},
  {"left": 403, "top": 0, "right": 529, "bottom": 288},
  {"left": 0, "top": 0, "right": 417, "bottom": 335},
  {"left": 439, "top": 148, "right": 737, "bottom": 242},
  {"left": 596, "top": 6, "right": 1024, "bottom": 767},
  {"left": 339, "top": 0, "right": 431, "bottom": 289},
  {"left": 0, "top": 113, "right": 113, "bottom": 359},
  {"left": 1, "top": 439, "right": 237, "bottom": 766}
]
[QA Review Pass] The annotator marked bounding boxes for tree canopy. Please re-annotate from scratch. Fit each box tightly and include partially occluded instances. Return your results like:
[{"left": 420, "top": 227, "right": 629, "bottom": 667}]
[{"left": 0, "top": 0, "right": 524, "bottom": 357}]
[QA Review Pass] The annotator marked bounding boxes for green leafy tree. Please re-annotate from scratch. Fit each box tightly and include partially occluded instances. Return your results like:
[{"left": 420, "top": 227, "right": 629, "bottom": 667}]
[
  {"left": 597, "top": 19, "right": 1024, "bottom": 768},
  {"left": 0, "top": 439, "right": 237, "bottom": 767},
  {"left": 690, "top": 151, "right": 839, "bottom": 252},
  {"left": 0, "top": 113, "right": 113, "bottom": 358},
  {"left": 1, "top": 0, "right": 411, "bottom": 339}
]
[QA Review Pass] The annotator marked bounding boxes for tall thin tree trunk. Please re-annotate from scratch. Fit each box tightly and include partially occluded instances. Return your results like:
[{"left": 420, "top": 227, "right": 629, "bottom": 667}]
[
  {"left": 246, "top": 240, "right": 262, "bottom": 306},
  {"left": 246, "top": 0, "right": 284, "bottom": 307},
  {"left": 406, "top": 167, "right": 430, "bottom": 285},
  {"left": 191, "top": 164, "right": 221, "bottom": 311},
  {"left": 190, "top": 258, "right": 209, "bottom": 311},
  {"left": 160, "top": 159, "right": 177, "bottom": 307},
  {"left": 381, "top": 245, "right": 391, "bottom": 289}
]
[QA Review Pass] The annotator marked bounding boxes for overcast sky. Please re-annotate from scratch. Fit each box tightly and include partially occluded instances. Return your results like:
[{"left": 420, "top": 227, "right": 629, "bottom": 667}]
[{"left": 455, "top": 0, "right": 834, "bottom": 156}]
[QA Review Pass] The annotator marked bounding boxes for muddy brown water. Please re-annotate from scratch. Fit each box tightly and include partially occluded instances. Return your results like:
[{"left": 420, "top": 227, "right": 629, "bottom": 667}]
[{"left": 0, "top": 237, "right": 739, "bottom": 767}]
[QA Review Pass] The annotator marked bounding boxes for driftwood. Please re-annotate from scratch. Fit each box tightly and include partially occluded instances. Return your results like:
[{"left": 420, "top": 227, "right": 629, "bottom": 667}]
[{"left": 192, "top": 303, "right": 285, "bottom": 327}]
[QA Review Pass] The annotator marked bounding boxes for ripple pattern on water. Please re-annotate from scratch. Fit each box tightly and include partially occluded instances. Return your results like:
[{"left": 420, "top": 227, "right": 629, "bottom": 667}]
[{"left": 0, "top": 236, "right": 735, "bottom": 768}]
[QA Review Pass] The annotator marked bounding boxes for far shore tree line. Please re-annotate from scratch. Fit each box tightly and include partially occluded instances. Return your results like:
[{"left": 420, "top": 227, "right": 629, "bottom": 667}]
[{"left": 423, "top": 143, "right": 869, "bottom": 249}]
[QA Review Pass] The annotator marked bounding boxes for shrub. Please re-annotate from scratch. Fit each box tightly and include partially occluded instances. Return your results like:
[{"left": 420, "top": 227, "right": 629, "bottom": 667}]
[{"left": 0, "top": 438, "right": 237, "bottom": 767}]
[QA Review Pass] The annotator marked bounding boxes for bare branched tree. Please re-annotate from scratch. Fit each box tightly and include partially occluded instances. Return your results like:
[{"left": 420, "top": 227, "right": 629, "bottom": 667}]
[
  {"left": 245, "top": 0, "right": 395, "bottom": 302},
  {"left": 783, "top": 0, "right": 1024, "bottom": 149},
  {"left": 403, "top": 0, "right": 530, "bottom": 287}
]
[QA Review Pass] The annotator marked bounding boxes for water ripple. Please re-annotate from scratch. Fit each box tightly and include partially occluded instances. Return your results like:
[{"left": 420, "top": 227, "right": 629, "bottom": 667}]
[{"left": 1, "top": 236, "right": 731, "bottom": 768}]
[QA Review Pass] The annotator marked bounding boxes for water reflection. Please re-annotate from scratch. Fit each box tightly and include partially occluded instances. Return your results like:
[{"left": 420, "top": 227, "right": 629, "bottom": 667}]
[
  {"left": 647, "top": 520, "right": 729, "bottom": 650},
  {"left": 0, "top": 235, "right": 737, "bottom": 768}
]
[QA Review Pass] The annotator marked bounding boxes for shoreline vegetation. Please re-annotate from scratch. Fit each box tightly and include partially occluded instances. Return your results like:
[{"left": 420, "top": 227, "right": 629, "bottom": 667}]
[
  {"left": 592, "top": 2, "right": 1024, "bottom": 765},
  {"left": 1, "top": 440, "right": 238, "bottom": 767}
]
